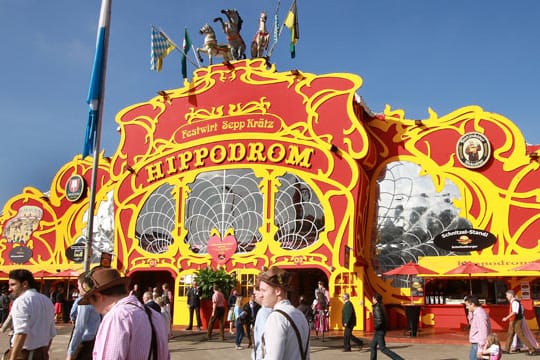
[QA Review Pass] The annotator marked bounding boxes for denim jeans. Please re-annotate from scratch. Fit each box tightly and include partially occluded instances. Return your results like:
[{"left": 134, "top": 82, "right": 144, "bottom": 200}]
[
  {"left": 370, "top": 330, "right": 404, "bottom": 360},
  {"left": 469, "top": 343, "right": 478, "bottom": 360},
  {"left": 235, "top": 319, "right": 245, "bottom": 346}
]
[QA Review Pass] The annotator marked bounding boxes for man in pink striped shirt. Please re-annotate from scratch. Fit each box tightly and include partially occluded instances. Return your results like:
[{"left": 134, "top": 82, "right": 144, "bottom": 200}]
[
  {"left": 465, "top": 295, "right": 491, "bottom": 360},
  {"left": 207, "top": 285, "right": 226, "bottom": 341},
  {"left": 79, "top": 267, "right": 170, "bottom": 360}
]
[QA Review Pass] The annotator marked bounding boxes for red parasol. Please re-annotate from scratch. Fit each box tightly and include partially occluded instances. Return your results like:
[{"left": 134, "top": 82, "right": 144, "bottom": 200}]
[
  {"left": 0, "top": 271, "right": 8, "bottom": 279},
  {"left": 384, "top": 262, "right": 438, "bottom": 302},
  {"left": 33, "top": 270, "right": 55, "bottom": 292},
  {"left": 55, "top": 269, "right": 81, "bottom": 278},
  {"left": 510, "top": 260, "right": 540, "bottom": 272},
  {"left": 33, "top": 270, "right": 55, "bottom": 278},
  {"left": 54, "top": 269, "right": 81, "bottom": 297},
  {"left": 383, "top": 261, "right": 439, "bottom": 276},
  {"left": 444, "top": 262, "right": 496, "bottom": 295}
]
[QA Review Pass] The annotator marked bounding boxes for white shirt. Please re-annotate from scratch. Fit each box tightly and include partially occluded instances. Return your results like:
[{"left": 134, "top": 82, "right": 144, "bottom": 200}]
[
  {"left": 262, "top": 300, "right": 310, "bottom": 360},
  {"left": 511, "top": 299, "right": 522, "bottom": 315},
  {"left": 11, "top": 288, "right": 56, "bottom": 350},
  {"left": 252, "top": 306, "right": 272, "bottom": 360}
]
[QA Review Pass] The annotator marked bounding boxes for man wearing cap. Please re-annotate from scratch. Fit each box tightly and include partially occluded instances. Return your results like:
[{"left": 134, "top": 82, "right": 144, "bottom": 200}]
[
  {"left": 79, "top": 267, "right": 170, "bottom": 360},
  {"left": 258, "top": 266, "right": 310, "bottom": 360},
  {"left": 7, "top": 269, "right": 56, "bottom": 360}
]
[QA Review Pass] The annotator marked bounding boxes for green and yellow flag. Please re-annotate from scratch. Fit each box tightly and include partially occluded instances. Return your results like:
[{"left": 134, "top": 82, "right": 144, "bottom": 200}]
[{"left": 284, "top": 0, "right": 299, "bottom": 58}]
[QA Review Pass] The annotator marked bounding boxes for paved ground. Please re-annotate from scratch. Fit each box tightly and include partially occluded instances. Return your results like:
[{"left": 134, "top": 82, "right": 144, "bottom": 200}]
[{"left": 1, "top": 325, "right": 539, "bottom": 359}]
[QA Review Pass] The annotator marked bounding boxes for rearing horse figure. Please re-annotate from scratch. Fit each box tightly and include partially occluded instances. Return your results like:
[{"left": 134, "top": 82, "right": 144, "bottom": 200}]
[
  {"left": 251, "top": 12, "right": 270, "bottom": 58},
  {"left": 196, "top": 24, "right": 233, "bottom": 65},
  {"left": 213, "top": 9, "right": 246, "bottom": 60}
]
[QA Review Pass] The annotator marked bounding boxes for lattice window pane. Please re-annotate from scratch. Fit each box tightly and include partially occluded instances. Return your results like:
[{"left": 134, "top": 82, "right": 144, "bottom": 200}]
[
  {"left": 185, "top": 169, "right": 263, "bottom": 253},
  {"left": 274, "top": 173, "right": 325, "bottom": 249},
  {"left": 135, "top": 184, "right": 175, "bottom": 254}
]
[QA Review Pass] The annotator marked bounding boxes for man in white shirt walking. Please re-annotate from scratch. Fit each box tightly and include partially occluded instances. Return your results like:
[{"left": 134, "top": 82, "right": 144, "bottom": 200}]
[
  {"left": 7, "top": 269, "right": 56, "bottom": 360},
  {"left": 259, "top": 266, "right": 310, "bottom": 360}
]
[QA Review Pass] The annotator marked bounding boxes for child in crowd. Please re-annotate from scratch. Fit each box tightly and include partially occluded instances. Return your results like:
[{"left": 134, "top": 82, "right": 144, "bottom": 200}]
[{"left": 482, "top": 333, "right": 502, "bottom": 360}]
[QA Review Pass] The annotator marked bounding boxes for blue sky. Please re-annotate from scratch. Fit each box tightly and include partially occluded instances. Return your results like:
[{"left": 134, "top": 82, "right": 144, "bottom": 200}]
[{"left": 0, "top": 0, "right": 539, "bottom": 208}]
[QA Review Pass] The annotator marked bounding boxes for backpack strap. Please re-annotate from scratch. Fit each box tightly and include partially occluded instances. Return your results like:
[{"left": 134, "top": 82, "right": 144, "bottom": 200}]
[
  {"left": 143, "top": 306, "right": 158, "bottom": 360},
  {"left": 273, "top": 309, "right": 309, "bottom": 360},
  {"left": 127, "top": 302, "right": 158, "bottom": 360}
]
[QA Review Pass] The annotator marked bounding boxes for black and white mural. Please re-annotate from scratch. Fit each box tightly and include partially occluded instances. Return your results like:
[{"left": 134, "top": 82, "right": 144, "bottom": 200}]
[{"left": 374, "top": 161, "right": 472, "bottom": 287}]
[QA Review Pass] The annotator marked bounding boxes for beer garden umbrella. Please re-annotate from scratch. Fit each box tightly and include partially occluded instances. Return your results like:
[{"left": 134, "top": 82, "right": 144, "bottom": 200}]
[
  {"left": 55, "top": 269, "right": 81, "bottom": 297},
  {"left": 510, "top": 260, "right": 540, "bottom": 272},
  {"left": 383, "top": 261, "right": 439, "bottom": 302},
  {"left": 55, "top": 269, "right": 81, "bottom": 278},
  {"left": 383, "top": 262, "right": 439, "bottom": 276},
  {"left": 33, "top": 270, "right": 55, "bottom": 292},
  {"left": 444, "top": 262, "right": 497, "bottom": 295},
  {"left": 33, "top": 270, "right": 54, "bottom": 278}
]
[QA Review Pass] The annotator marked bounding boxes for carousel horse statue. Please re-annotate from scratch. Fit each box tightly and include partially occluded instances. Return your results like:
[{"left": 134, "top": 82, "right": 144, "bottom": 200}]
[
  {"left": 251, "top": 12, "right": 270, "bottom": 58},
  {"left": 213, "top": 9, "right": 246, "bottom": 60},
  {"left": 196, "top": 23, "right": 233, "bottom": 65}
]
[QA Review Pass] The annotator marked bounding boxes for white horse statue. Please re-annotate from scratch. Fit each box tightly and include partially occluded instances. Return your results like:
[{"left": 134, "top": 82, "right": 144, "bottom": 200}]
[
  {"left": 196, "top": 23, "right": 233, "bottom": 65},
  {"left": 213, "top": 9, "right": 246, "bottom": 60},
  {"left": 251, "top": 12, "right": 270, "bottom": 58}
]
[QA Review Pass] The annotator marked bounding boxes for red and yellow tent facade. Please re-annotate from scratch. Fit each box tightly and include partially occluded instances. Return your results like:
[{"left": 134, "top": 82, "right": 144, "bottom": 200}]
[{"left": 1, "top": 59, "right": 539, "bottom": 330}]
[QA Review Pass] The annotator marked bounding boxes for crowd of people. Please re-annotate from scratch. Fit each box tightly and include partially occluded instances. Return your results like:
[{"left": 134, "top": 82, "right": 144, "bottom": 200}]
[
  {"left": 4, "top": 266, "right": 539, "bottom": 359},
  {"left": 0, "top": 268, "right": 173, "bottom": 360},
  {"left": 465, "top": 290, "right": 540, "bottom": 360}
]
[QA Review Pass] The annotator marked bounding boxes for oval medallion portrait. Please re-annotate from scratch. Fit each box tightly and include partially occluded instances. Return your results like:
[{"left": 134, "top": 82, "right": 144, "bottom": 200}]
[{"left": 456, "top": 132, "right": 491, "bottom": 169}]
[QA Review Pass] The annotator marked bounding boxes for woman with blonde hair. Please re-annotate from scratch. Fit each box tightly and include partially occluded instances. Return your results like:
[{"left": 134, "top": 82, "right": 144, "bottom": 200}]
[{"left": 233, "top": 296, "right": 245, "bottom": 349}]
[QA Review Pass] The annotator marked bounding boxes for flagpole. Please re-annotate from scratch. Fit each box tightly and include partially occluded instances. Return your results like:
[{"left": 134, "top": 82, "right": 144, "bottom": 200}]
[
  {"left": 267, "top": 0, "right": 283, "bottom": 58},
  {"left": 83, "top": 0, "right": 112, "bottom": 273},
  {"left": 158, "top": 27, "right": 199, "bottom": 68},
  {"left": 191, "top": 44, "right": 202, "bottom": 67}
]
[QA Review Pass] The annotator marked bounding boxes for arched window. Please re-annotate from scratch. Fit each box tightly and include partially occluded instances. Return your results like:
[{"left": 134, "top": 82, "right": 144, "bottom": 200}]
[
  {"left": 274, "top": 173, "right": 325, "bottom": 250},
  {"left": 135, "top": 183, "right": 175, "bottom": 254},
  {"left": 185, "top": 169, "right": 263, "bottom": 253}
]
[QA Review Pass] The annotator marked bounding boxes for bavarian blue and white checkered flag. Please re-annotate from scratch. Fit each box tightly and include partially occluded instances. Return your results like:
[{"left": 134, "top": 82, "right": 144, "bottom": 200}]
[{"left": 151, "top": 26, "right": 174, "bottom": 71}]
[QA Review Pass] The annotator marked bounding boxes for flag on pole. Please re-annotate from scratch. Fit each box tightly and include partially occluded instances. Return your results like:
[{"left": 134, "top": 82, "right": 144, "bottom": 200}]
[
  {"left": 151, "top": 26, "right": 175, "bottom": 71},
  {"left": 83, "top": 0, "right": 111, "bottom": 158},
  {"left": 181, "top": 28, "right": 192, "bottom": 79},
  {"left": 273, "top": 13, "right": 279, "bottom": 44},
  {"left": 284, "top": 0, "right": 299, "bottom": 58}
]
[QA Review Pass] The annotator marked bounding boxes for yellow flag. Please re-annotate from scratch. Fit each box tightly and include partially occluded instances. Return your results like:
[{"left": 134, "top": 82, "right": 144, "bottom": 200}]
[{"left": 284, "top": 0, "right": 299, "bottom": 58}]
